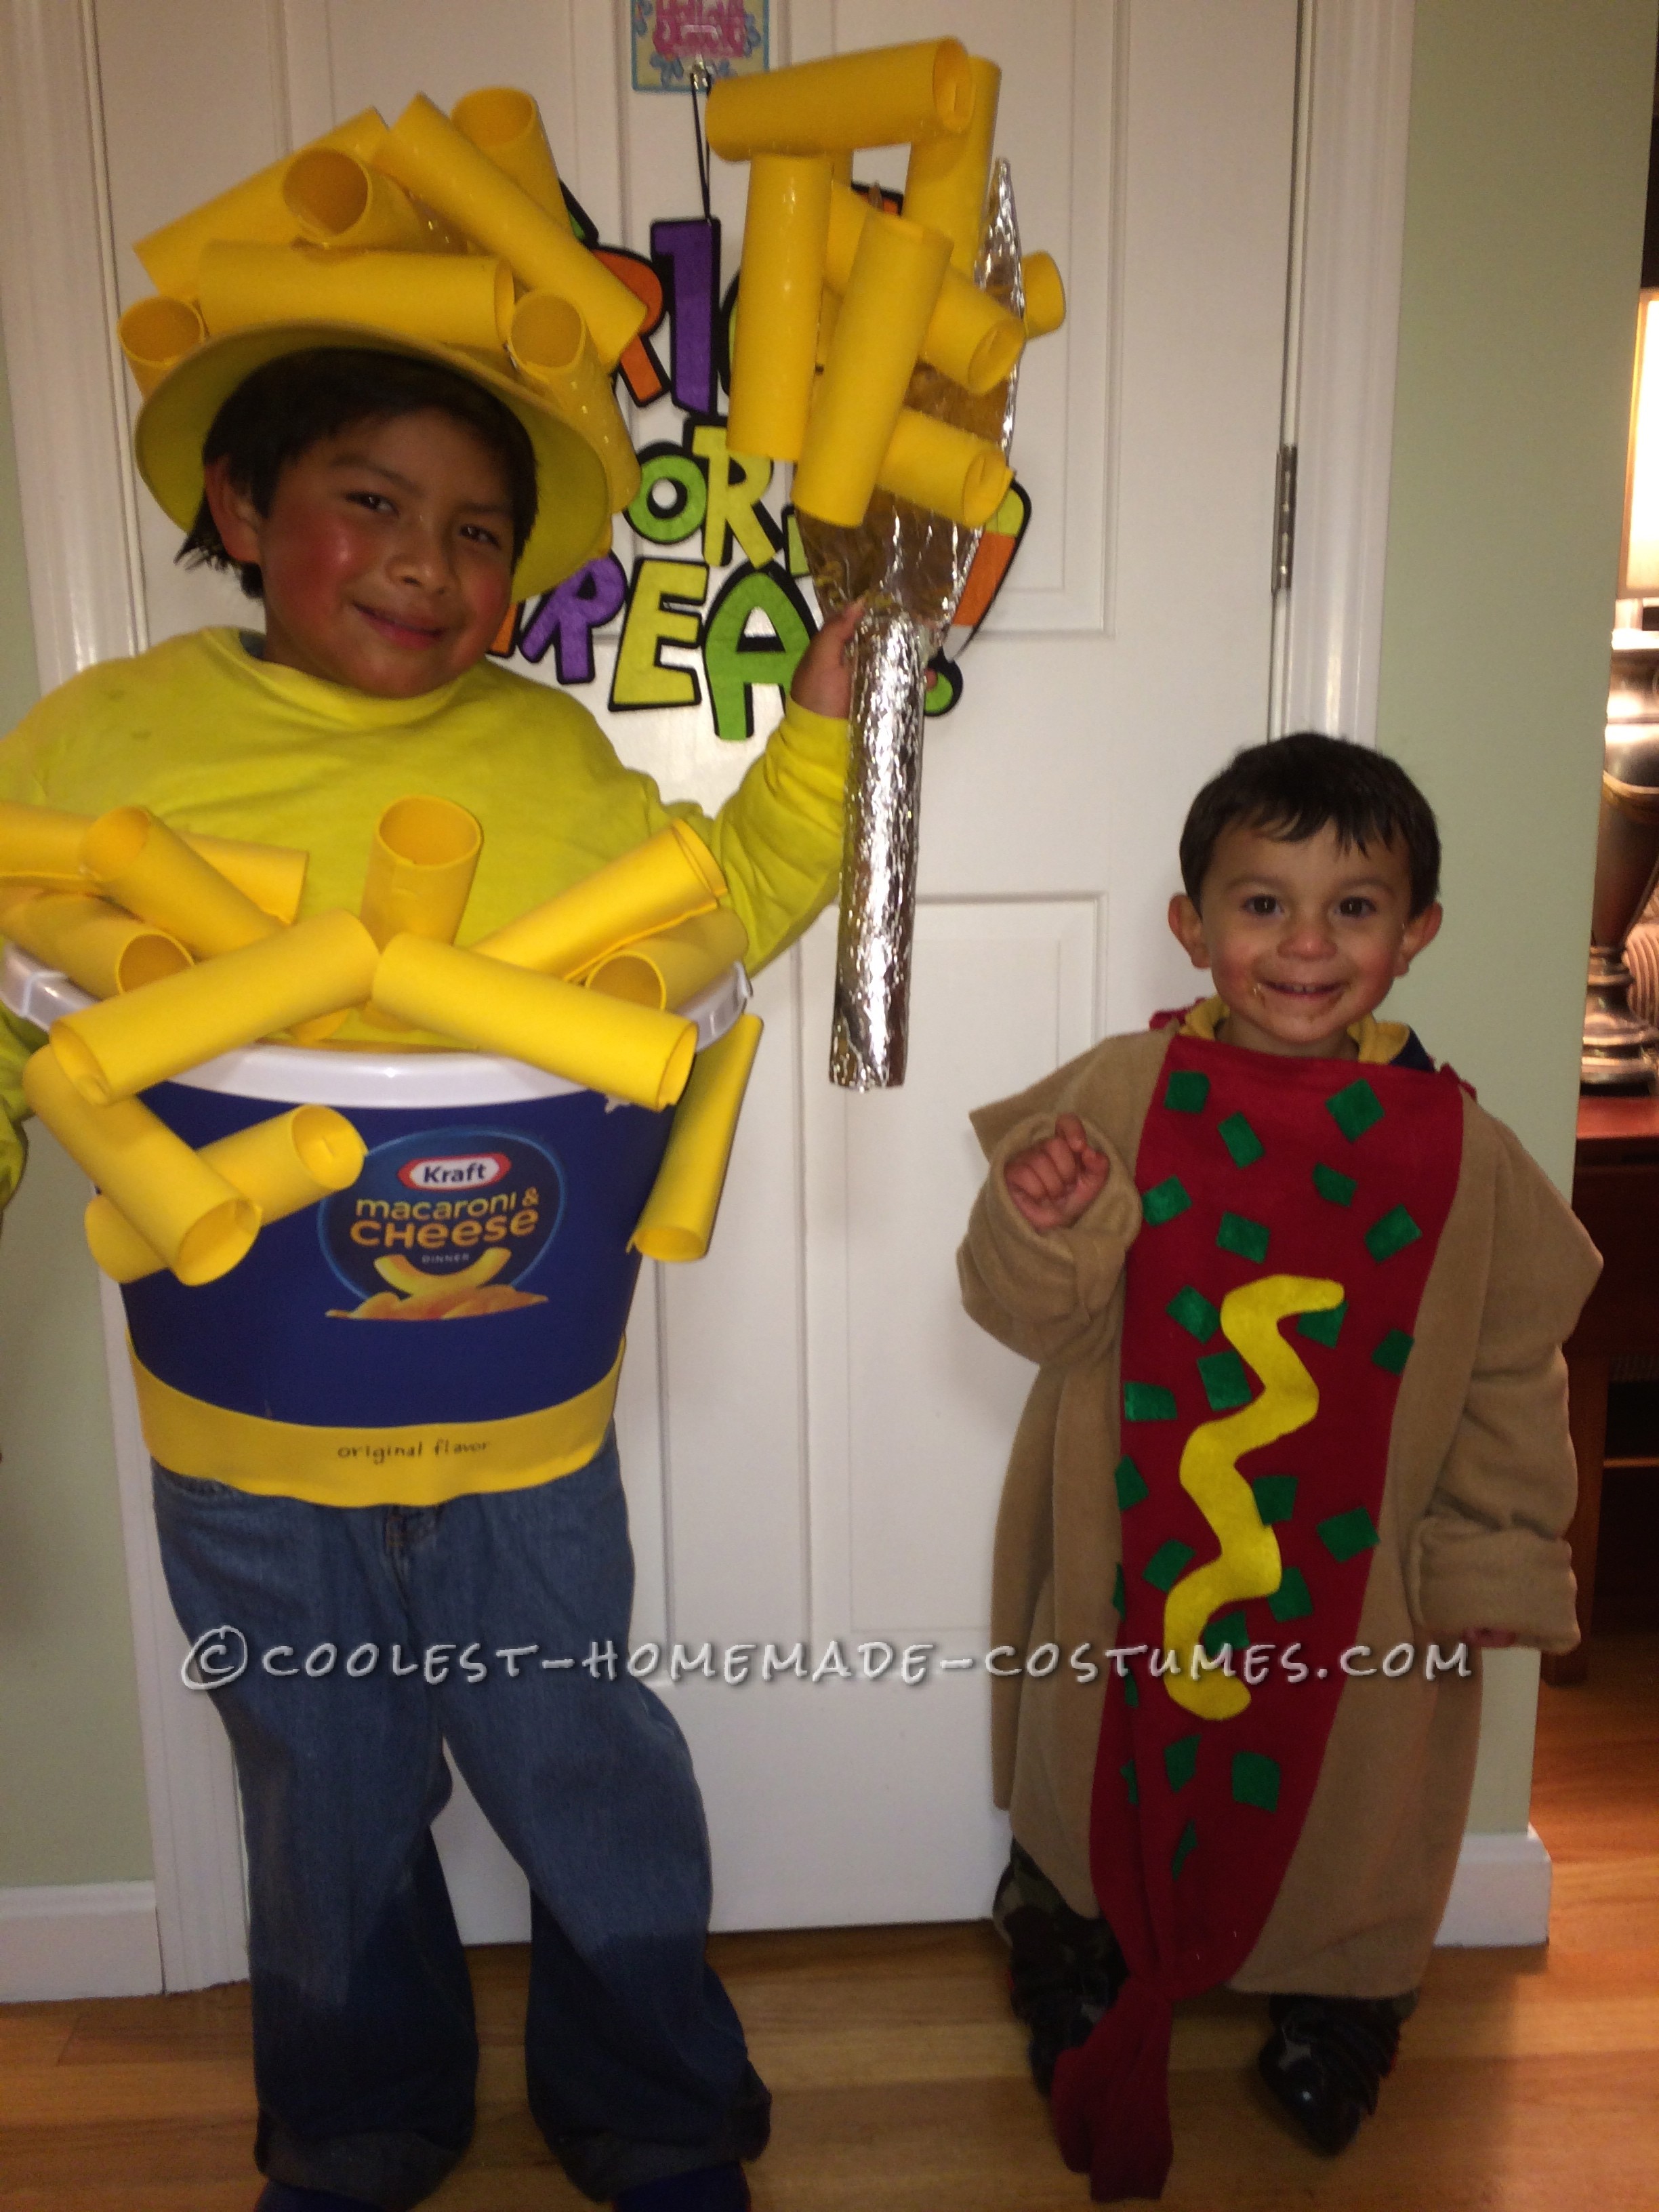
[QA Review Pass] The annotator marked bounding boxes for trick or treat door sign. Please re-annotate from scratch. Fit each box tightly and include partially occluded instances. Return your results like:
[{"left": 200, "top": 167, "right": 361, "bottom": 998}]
[{"left": 45, "top": 0, "right": 1306, "bottom": 1973}]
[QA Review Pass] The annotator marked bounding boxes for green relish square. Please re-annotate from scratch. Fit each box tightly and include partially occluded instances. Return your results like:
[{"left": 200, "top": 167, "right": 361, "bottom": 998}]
[
  {"left": 1231, "top": 1751, "right": 1280, "bottom": 1812},
  {"left": 1326, "top": 1078, "right": 1384, "bottom": 1143},
  {"left": 1143, "top": 1538, "right": 1195, "bottom": 1593},
  {"left": 1112, "top": 1561, "right": 1126, "bottom": 1614},
  {"left": 1164, "top": 1734, "right": 1200, "bottom": 1791},
  {"left": 1216, "top": 1211, "right": 1270, "bottom": 1263},
  {"left": 1250, "top": 1474, "right": 1298, "bottom": 1525},
  {"left": 1268, "top": 1565, "right": 1313, "bottom": 1622},
  {"left": 1122, "top": 1668, "right": 1141, "bottom": 1708},
  {"left": 1218, "top": 1111, "right": 1265, "bottom": 1167},
  {"left": 1166, "top": 1285, "right": 1220, "bottom": 1342},
  {"left": 1124, "top": 1381, "right": 1177, "bottom": 1422},
  {"left": 1165, "top": 1069, "right": 1210, "bottom": 1113},
  {"left": 1296, "top": 1300, "right": 1347, "bottom": 1349},
  {"left": 1202, "top": 1608, "right": 1248, "bottom": 1658},
  {"left": 1197, "top": 1348, "right": 1252, "bottom": 1412},
  {"left": 1114, "top": 1456, "right": 1149, "bottom": 1511},
  {"left": 1121, "top": 1758, "right": 1139, "bottom": 1807},
  {"left": 1319, "top": 1507, "right": 1381, "bottom": 1563},
  {"left": 1141, "top": 1176, "right": 1193, "bottom": 1225},
  {"left": 1366, "top": 1204, "right": 1422, "bottom": 1263},
  {"left": 1372, "top": 1328, "right": 1414, "bottom": 1375},
  {"left": 1171, "top": 1820, "right": 1198, "bottom": 1878},
  {"left": 1313, "top": 1162, "right": 1357, "bottom": 1206}
]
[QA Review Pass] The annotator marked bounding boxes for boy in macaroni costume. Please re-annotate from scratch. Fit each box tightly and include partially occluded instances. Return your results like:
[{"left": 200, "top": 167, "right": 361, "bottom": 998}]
[
  {"left": 958, "top": 736, "right": 1599, "bottom": 2201},
  {"left": 0, "top": 116, "right": 862, "bottom": 2212}
]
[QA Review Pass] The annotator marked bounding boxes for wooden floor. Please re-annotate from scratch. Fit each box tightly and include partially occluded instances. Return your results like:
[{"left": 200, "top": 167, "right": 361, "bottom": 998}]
[{"left": 3, "top": 1634, "right": 1656, "bottom": 2211}]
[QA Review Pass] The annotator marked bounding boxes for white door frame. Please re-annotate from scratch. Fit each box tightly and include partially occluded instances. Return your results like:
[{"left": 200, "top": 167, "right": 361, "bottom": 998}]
[{"left": 0, "top": 0, "right": 1416, "bottom": 1990}]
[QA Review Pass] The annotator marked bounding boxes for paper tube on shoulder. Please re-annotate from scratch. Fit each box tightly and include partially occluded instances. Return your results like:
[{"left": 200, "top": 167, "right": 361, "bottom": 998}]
[
  {"left": 705, "top": 40, "right": 973, "bottom": 158},
  {"left": 726, "top": 157, "right": 832, "bottom": 462},
  {"left": 793, "top": 210, "right": 949, "bottom": 529},
  {"left": 375, "top": 96, "right": 645, "bottom": 367},
  {"left": 823, "top": 184, "right": 1021, "bottom": 396},
  {"left": 1021, "top": 251, "right": 1067, "bottom": 337},
  {"left": 283, "top": 149, "right": 460, "bottom": 254},
  {"left": 902, "top": 58, "right": 1000, "bottom": 274},
  {"left": 586, "top": 907, "right": 749, "bottom": 1012},
  {"left": 50, "top": 911, "right": 380, "bottom": 1106},
  {"left": 452, "top": 88, "right": 573, "bottom": 230},
  {"left": 876, "top": 408, "right": 1012, "bottom": 529},
  {"left": 24, "top": 1047, "right": 257, "bottom": 1287},
  {"left": 134, "top": 109, "right": 389, "bottom": 299},
  {"left": 372, "top": 936, "right": 695, "bottom": 1111},
  {"left": 630, "top": 1012, "right": 763, "bottom": 1262},
  {"left": 0, "top": 890, "right": 192, "bottom": 998},
  {"left": 81, "top": 807, "right": 278, "bottom": 957},
  {"left": 199, "top": 242, "right": 514, "bottom": 353},
  {"left": 472, "top": 822, "right": 726, "bottom": 977},
  {"left": 509, "top": 295, "right": 642, "bottom": 510},
  {"left": 119, "top": 297, "right": 207, "bottom": 397},
  {"left": 85, "top": 1104, "right": 365, "bottom": 1284}
]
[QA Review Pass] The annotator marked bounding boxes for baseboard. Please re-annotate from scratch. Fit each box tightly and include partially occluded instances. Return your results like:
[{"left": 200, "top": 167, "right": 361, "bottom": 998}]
[
  {"left": 0, "top": 1881, "right": 163, "bottom": 2001},
  {"left": 1434, "top": 1826, "right": 1553, "bottom": 1947}
]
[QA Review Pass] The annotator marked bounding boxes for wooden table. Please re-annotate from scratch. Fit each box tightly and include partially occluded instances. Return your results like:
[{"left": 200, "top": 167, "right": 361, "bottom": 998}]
[{"left": 1544, "top": 1092, "right": 1659, "bottom": 1687}]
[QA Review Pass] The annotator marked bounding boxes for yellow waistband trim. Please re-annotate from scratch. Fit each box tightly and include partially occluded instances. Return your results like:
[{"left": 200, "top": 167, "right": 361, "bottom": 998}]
[{"left": 130, "top": 1343, "right": 623, "bottom": 1506}]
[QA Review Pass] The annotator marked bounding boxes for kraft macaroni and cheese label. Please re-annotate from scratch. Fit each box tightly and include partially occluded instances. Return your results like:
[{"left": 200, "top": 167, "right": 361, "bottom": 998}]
[
  {"left": 319, "top": 1126, "right": 563, "bottom": 1318},
  {"left": 123, "top": 1081, "right": 674, "bottom": 1430}
]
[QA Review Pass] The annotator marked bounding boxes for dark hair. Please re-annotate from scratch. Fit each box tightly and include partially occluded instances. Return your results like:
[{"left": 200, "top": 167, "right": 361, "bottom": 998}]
[
  {"left": 178, "top": 347, "right": 539, "bottom": 598},
  {"left": 1179, "top": 731, "right": 1441, "bottom": 916}
]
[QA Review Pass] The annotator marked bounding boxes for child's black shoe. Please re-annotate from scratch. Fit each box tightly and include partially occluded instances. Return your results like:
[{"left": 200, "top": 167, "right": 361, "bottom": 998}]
[
  {"left": 613, "top": 2163, "right": 750, "bottom": 2211},
  {"left": 992, "top": 1842, "right": 1128, "bottom": 2093},
  {"left": 1256, "top": 1992, "right": 1408, "bottom": 2152},
  {"left": 254, "top": 2186, "right": 380, "bottom": 2211}
]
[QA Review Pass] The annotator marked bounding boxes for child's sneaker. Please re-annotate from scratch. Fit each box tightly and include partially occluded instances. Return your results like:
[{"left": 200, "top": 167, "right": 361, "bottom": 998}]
[
  {"left": 1256, "top": 1992, "right": 1411, "bottom": 2152},
  {"left": 613, "top": 2163, "right": 751, "bottom": 2211},
  {"left": 991, "top": 1842, "right": 1128, "bottom": 2093}
]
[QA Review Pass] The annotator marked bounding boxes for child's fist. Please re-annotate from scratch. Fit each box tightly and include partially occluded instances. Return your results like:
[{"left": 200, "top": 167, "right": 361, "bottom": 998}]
[
  {"left": 789, "top": 599, "right": 864, "bottom": 720},
  {"left": 1004, "top": 1113, "right": 1110, "bottom": 1231}
]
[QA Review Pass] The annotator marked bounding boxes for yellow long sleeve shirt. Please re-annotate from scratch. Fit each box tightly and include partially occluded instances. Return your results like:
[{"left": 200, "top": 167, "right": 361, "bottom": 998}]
[{"left": 0, "top": 626, "right": 848, "bottom": 1204}]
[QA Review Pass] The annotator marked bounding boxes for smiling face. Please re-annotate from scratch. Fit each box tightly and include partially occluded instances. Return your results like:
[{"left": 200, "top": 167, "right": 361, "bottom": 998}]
[
  {"left": 203, "top": 409, "right": 518, "bottom": 698},
  {"left": 1167, "top": 819, "right": 1443, "bottom": 1059}
]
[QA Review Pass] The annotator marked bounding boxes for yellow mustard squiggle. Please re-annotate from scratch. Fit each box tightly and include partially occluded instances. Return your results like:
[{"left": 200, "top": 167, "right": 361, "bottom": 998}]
[{"left": 1162, "top": 1273, "right": 1344, "bottom": 1721}]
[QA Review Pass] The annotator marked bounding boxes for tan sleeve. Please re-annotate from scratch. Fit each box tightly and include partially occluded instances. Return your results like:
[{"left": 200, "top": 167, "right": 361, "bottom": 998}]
[{"left": 1408, "top": 1120, "right": 1601, "bottom": 1651}]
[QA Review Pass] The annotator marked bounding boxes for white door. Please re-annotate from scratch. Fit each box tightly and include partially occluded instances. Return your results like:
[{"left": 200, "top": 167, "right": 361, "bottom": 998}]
[{"left": 2, "top": 0, "right": 1414, "bottom": 1980}]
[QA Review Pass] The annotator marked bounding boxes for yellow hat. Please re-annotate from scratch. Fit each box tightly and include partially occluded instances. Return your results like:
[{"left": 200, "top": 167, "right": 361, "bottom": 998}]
[{"left": 134, "top": 321, "right": 611, "bottom": 600}]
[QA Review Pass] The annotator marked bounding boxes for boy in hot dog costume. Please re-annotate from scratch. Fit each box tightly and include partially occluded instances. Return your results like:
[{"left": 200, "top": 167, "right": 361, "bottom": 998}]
[
  {"left": 0, "top": 320, "right": 856, "bottom": 2212},
  {"left": 958, "top": 735, "right": 1598, "bottom": 2202}
]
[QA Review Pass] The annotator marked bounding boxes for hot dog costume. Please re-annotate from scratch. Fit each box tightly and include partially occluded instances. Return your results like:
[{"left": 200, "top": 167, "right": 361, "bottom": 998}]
[{"left": 958, "top": 1001, "right": 1598, "bottom": 2200}]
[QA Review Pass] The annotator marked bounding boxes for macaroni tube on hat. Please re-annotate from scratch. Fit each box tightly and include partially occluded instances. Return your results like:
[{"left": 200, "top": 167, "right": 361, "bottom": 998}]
[
  {"left": 119, "top": 297, "right": 207, "bottom": 399},
  {"left": 470, "top": 822, "right": 726, "bottom": 977},
  {"left": 585, "top": 906, "right": 750, "bottom": 1012},
  {"left": 23, "top": 1046, "right": 257, "bottom": 1288},
  {"left": 85, "top": 1105, "right": 366, "bottom": 1284},
  {"left": 374, "top": 96, "right": 645, "bottom": 367},
  {"left": 0, "top": 889, "right": 192, "bottom": 999},
  {"left": 901, "top": 57, "right": 1001, "bottom": 273},
  {"left": 725, "top": 156, "right": 832, "bottom": 462},
  {"left": 133, "top": 321, "right": 613, "bottom": 598},
  {"left": 451, "top": 87, "right": 573, "bottom": 229},
  {"left": 630, "top": 1013, "right": 764, "bottom": 1263},
  {"left": 80, "top": 807, "right": 279, "bottom": 957},
  {"left": 705, "top": 39, "right": 973, "bottom": 157},
  {"left": 509, "top": 294, "right": 642, "bottom": 511},
  {"left": 371, "top": 936, "right": 695, "bottom": 1111},
  {"left": 198, "top": 242, "right": 515, "bottom": 354},
  {"left": 50, "top": 910, "right": 380, "bottom": 1106},
  {"left": 282, "top": 150, "right": 462, "bottom": 255},
  {"left": 823, "top": 184, "right": 1023, "bottom": 396}
]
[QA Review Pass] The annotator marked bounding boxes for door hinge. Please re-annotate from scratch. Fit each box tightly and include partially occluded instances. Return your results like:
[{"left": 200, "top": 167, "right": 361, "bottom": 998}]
[{"left": 1272, "top": 443, "right": 1298, "bottom": 594}]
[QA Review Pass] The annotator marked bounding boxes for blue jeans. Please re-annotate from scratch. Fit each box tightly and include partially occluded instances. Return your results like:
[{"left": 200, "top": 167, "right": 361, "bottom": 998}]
[{"left": 152, "top": 1437, "right": 767, "bottom": 2209}]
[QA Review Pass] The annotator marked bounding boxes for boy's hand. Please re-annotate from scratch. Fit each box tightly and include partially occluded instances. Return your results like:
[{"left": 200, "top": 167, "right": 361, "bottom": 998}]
[
  {"left": 790, "top": 599, "right": 864, "bottom": 720},
  {"left": 1004, "top": 1113, "right": 1111, "bottom": 1231},
  {"left": 1465, "top": 1629, "right": 1518, "bottom": 1649}
]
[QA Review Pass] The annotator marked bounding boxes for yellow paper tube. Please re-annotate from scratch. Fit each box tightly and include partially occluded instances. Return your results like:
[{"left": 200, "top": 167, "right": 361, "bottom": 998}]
[
  {"left": 0, "top": 890, "right": 192, "bottom": 998},
  {"left": 85, "top": 1103, "right": 366, "bottom": 1284},
  {"left": 372, "top": 937, "right": 695, "bottom": 1111},
  {"left": 0, "top": 800, "right": 95, "bottom": 888},
  {"left": 586, "top": 907, "right": 749, "bottom": 1012},
  {"left": 823, "top": 184, "right": 1022, "bottom": 395},
  {"left": 705, "top": 40, "right": 973, "bottom": 158},
  {"left": 630, "top": 1012, "right": 763, "bottom": 1262},
  {"left": 359, "top": 796, "right": 482, "bottom": 949},
  {"left": 876, "top": 407, "right": 1012, "bottom": 528},
  {"left": 1022, "top": 251, "right": 1067, "bottom": 337},
  {"left": 903, "top": 57, "right": 1000, "bottom": 274},
  {"left": 451, "top": 87, "right": 573, "bottom": 229},
  {"left": 118, "top": 296, "right": 207, "bottom": 397},
  {"left": 794, "top": 209, "right": 950, "bottom": 529},
  {"left": 375, "top": 96, "right": 646, "bottom": 367},
  {"left": 51, "top": 910, "right": 380, "bottom": 1107},
  {"left": 24, "top": 1046, "right": 257, "bottom": 1287},
  {"left": 198, "top": 242, "right": 514, "bottom": 353},
  {"left": 726, "top": 156, "right": 832, "bottom": 462},
  {"left": 185, "top": 834, "right": 308, "bottom": 924},
  {"left": 509, "top": 295, "right": 642, "bottom": 511},
  {"left": 81, "top": 807, "right": 277, "bottom": 958},
  {"left": 472, "top": 822, "right": 726, "bottom": 977},
  {"left": 134, "top": 109, "right": 389, "bottom": 299},
  {"left": 283, "top": 148, "right": 459, "bottom": 253}
]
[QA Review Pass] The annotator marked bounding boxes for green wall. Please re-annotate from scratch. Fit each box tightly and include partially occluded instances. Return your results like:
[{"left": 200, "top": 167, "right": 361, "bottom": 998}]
[{"left": 1377, "top": 0, "right": 1658, "bottom": 1828}]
